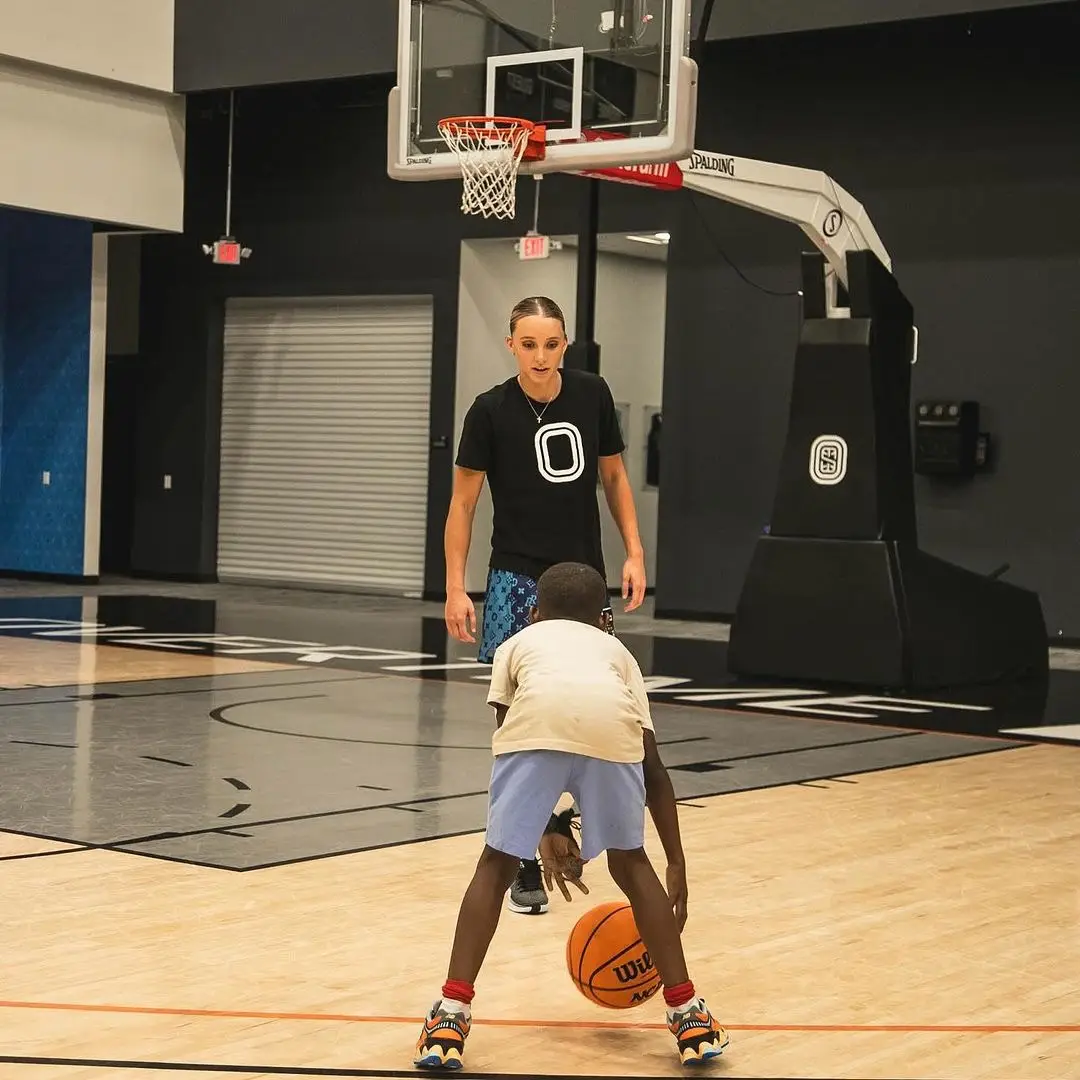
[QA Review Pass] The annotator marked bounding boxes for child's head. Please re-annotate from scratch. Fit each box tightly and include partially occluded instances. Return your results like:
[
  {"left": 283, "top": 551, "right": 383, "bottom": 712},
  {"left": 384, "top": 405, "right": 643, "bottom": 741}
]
[{"left": 534, "top": 562, "right": 608, "bottom": 627}]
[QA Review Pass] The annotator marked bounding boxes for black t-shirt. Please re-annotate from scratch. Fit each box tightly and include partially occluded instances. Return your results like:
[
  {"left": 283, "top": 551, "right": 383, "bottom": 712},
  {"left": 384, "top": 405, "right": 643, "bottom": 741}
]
[{"left": 455, "top": 369, "right": 625, "bottom": 580}]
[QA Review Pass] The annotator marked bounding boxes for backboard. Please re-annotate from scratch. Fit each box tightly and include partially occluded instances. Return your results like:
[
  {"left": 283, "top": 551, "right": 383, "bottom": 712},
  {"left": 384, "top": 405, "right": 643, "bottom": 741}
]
[{"left": 388, "top": 0, "right": 697, "bottom": 181}]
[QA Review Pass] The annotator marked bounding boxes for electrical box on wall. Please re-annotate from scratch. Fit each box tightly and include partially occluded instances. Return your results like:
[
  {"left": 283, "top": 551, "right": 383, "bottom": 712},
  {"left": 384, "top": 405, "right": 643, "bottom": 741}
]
[{"left": 914, "top": 400, "right": 989, "bottom": 477}]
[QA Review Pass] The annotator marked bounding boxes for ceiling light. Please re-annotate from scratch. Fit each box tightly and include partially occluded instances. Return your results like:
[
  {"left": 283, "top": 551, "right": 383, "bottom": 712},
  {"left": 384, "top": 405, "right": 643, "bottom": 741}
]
[
  {"left": 654, "top": 231, "right": 671, "bottom": 242},
  {"left": 625, "top": 234, "right": 666, "bottom": 245}
]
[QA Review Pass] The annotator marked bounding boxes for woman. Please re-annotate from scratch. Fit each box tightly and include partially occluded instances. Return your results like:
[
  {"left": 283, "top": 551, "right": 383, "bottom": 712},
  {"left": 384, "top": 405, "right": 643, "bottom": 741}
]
[{"left": 444, "top": 295, "right": 648, "bottom": 914}]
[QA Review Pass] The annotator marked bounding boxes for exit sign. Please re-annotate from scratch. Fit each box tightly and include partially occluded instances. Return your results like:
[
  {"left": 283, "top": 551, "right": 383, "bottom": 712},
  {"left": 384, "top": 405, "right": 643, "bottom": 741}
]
[
  {"left": 519, "top": 234, "right": 551, "bottom": 260},
  {"left": 213, "top": 240, "right": 242, "bottom": 265}
]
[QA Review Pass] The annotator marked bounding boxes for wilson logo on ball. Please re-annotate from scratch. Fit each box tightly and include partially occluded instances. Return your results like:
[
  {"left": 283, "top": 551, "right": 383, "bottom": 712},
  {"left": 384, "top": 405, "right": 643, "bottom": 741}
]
[{"left": 613, "top": 953, "right": 654, "bottom": 983}]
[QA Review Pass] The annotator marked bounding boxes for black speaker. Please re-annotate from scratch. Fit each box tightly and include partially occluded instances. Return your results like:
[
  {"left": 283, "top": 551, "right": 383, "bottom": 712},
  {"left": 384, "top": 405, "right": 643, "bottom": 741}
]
[{"left": 727, "top": 251, "right": 1047, "bottom": 690}]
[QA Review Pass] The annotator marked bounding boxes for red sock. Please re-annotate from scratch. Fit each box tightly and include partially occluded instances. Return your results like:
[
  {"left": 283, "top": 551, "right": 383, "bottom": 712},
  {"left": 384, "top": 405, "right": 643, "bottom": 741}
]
[
  {"left": 663, "top": 981, "right": 696, "bottom": 1009},
  {"left": 441, "top": 979, "right": 475, "bottom": 1005}
]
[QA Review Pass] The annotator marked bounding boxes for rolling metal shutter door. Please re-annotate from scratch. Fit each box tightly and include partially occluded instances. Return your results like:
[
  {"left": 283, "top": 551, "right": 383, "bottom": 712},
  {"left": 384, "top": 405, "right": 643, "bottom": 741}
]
[{"left": 218, "top": 295, "right": 433, "bottom": 592}]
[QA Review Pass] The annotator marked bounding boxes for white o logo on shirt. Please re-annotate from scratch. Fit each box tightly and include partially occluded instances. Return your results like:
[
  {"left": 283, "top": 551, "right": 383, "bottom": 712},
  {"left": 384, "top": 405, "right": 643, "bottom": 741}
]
[{"left": 535, "top": 422, "right": 585, "bottom": 484}]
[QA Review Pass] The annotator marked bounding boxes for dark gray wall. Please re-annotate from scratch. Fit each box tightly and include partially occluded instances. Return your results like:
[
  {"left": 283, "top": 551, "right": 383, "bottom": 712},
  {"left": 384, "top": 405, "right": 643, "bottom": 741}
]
[
  {"left": 173, "top": 0, "right": 399, "bottom": 91},
  {"left": 140, "top": 3, "right": 1080, "bottom": 634},
  {"left": 706, "top": 0, "right": 1072, "bottom": 38},
  {"left": 173, "top": 0, "right": 1072, "bottom": 91},
  {"left": 131, "top": 79, "right": 666, "bottom": 584},
  {"left": 656, "top": 6, "right": 1080, "bottom": 635}
]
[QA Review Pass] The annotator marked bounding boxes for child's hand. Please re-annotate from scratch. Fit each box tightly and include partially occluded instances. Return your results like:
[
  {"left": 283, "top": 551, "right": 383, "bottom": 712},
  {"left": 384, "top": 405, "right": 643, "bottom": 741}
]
[
  {"left": 540, "top": 832, "right": 590, "bottom": 903},
  {"left": 666, "top": 861, "right": 688, "bottom": 930}
]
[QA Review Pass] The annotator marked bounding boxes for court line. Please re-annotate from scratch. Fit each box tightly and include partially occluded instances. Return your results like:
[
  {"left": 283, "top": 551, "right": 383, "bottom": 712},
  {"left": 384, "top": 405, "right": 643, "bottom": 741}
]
[
  {"left": 0, "top": 1056, "right": 904, "bottom": 1080},
  {"left": 209, "top": 698, "right": 498, "bottom": 751},
  {"left": 0, "top": 746, "right": 1023, "bottom": 874},
  {"left": 9, "top": 738, "right": 77, "bottom": 749},
  {"left": 0, "top": 673, "right": 372, "bottom": 710},
  {"left": 12, "top": 747, "right": 1019, "bottom": 873},
  {"left": 108, "top": 824, "right": 495, "bottom": 873},
  {"left": 0, "top": 827, "right": 102, "bottom": 850},
  {"left": 0, "top": 846, "right": 88, "bottom": 863},
  {"left": 689, "top": 731, "right": 919, "bottom": 766},
  {"left": 108, "top": 786, "right": 491, "bottom": 848},
  {"left": 374, "top": 663, "right": 1032, "bottom": 743},
  {"left": 0, "top": 999, "right": 1076, "bottom": 1034}
]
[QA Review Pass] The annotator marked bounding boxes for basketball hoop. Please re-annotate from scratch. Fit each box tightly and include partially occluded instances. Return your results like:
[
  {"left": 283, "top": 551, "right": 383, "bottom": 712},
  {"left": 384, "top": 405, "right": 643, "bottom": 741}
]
[{"left": 437, "top": 116, "right": 546, "bottom": 220}]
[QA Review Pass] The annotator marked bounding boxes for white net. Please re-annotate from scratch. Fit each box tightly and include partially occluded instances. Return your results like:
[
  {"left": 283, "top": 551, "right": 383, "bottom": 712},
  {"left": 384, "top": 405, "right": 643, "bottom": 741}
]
[{"left": 437, "top": 117, "right": 535, "bottom": 220}]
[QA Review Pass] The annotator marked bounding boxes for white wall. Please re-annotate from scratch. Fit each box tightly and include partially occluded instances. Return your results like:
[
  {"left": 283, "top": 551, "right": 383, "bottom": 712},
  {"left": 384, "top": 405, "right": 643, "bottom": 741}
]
[
  {"left": 594, "top": 252, "right": 667, "bottom": 590},
  {"left": 455, "top": 240, "right": 578, "bottom": 594},
  {"left": 0, "top": 2, "right": 183, "bottom": 231},
  {"left": 0, "top": 0, "right": 175, "bottom": 93},
  {"left": 0, "top": 56, "right": 184, "bottom": 231},
  {"left": 454, "top": 237, "right": 667, "bottom": 593}
]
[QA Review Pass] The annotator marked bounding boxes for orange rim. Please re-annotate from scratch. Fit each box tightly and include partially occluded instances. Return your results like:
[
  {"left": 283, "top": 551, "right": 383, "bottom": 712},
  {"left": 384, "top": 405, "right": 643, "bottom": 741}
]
[{"left": 437, "top": 115, "right": 536, "bottom": 139}]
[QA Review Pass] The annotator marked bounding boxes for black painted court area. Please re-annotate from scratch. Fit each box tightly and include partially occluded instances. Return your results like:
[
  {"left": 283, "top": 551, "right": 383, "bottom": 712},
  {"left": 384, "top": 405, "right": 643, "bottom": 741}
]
[{"left": 0, "top": 591, "right": 1026, "bottom": 871}]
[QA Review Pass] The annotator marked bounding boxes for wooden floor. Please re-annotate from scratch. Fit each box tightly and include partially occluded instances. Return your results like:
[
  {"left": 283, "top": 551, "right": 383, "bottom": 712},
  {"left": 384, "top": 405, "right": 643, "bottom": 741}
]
[
  {"left": 3, "top": 742, "right": 1077, "bottom": 1078},
  {"left": 0, "top": 636, "right": 299, "bottom": 689}
]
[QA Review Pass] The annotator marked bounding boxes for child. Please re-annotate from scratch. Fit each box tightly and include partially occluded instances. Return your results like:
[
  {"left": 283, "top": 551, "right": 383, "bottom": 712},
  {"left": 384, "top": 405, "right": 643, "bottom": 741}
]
[{"left": 414, "top": 561, "right": 729, "bottom": 1069}]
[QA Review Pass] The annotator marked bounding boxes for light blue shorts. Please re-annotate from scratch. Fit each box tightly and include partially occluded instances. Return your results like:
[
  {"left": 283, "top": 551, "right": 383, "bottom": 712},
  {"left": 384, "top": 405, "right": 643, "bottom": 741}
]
[{"left": 485, "top": 750, "right": 645, "bottom": 862}]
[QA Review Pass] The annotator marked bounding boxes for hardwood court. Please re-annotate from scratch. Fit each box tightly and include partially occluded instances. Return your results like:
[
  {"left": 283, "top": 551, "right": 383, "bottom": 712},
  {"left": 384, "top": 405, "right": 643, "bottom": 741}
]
[
  {"left": 0, "top": 634, "right": 299, "bottom": 690},
  {"left": 2, "top": 738, "right": 1077, "bottom": 1079}
]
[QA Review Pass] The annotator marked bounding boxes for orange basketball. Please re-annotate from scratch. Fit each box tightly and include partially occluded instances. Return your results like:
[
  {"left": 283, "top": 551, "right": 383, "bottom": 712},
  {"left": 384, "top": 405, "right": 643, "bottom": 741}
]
[{"left": 566, "top": 901, "right": 662, "bottom": 1009}]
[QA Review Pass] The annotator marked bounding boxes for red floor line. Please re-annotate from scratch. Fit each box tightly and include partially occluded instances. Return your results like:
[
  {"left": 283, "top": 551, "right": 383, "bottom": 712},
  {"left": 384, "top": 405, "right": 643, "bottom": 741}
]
[{"left": 0, "top": 999, "right": 1076, "bottom": 1034}]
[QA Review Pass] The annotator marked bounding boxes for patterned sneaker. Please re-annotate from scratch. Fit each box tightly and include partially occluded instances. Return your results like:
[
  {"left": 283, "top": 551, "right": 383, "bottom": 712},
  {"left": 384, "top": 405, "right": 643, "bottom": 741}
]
[
  {"left": 414, "top": 1001, "right": 471, "bottom": 1070},
  {"left": 507, "top": 857, "right": 548, "bottom": 915},
  {"left": 667, "top": 998, "right": 729, "bottom": 1066}
]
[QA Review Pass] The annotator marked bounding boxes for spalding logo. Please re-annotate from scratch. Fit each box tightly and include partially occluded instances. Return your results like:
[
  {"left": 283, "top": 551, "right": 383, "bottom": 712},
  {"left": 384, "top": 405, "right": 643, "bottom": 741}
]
[{"left": 689, "top": 151, "right": 736, "bottom": 177}]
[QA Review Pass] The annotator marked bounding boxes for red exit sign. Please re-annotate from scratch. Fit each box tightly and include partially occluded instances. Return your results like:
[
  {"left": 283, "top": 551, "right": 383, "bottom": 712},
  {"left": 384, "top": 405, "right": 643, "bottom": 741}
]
[
  {"left": 213, "top": 240, "right": 242, "bottom": 265},
  {"left": 519, "top": 234, "right": 551, "bottom": 260}
]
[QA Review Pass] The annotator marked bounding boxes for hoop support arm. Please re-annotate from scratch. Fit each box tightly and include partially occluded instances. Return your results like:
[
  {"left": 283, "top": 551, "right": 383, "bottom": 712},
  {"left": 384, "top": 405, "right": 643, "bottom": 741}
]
[
  {"left": 682, "top": 152, "right": 890, "bottom": 301},
  {"left": 582, "top": 148, "right": 892, "bottom": 317}
]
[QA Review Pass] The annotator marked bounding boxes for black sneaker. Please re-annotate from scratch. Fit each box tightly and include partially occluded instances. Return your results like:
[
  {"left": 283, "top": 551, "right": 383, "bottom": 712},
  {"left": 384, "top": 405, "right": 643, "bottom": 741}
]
[{"left": 507, "top": 857, "right": 548, "bottom": 914}]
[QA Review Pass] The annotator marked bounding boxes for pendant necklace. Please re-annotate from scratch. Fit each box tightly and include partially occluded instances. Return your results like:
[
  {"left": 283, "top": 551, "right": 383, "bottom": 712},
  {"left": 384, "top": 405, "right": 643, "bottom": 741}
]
[{"left": 518, "top": 373, "right": 560, "bottom": 424}]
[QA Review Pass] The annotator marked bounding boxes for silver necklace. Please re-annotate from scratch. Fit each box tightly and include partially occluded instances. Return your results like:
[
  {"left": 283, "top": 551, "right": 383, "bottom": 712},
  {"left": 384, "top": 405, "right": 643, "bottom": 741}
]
[{"left": 518, "top": 373, "right": 560, "bottom": 424}]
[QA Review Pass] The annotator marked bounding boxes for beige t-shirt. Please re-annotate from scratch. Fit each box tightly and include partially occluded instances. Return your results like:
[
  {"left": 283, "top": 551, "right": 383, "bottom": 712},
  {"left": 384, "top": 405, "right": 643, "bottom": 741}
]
[{"left": 487, "top": 619, "right": 655, "bottom": 763}]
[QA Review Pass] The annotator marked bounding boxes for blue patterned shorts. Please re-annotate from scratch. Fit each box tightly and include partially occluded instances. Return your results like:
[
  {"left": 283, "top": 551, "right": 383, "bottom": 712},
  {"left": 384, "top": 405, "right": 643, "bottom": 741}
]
[{"left": 478, "top": 567, "right": 613, "bottom": 663}]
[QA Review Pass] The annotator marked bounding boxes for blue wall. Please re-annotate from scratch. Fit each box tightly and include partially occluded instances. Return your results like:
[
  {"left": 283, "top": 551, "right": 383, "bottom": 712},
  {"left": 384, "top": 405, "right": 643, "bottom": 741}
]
[{"left": 0, "top": 208, "right": 94, "bottom": 576}]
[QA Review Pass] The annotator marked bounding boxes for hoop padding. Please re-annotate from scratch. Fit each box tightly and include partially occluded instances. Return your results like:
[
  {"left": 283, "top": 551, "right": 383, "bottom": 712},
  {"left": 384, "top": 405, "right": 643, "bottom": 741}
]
[{"left": 437, "top": 116, "right": 541, "bottom": 220}]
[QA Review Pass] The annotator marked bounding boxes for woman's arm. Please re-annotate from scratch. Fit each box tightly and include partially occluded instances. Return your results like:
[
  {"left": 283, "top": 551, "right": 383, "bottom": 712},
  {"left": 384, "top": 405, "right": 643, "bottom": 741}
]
[
  {"left": 445, "top": 467, "right": 485, "bottom": 593},
  {"left": 599, "top": 454, "right": 646, "bottom": 610},
  {"left": 444, "top": 466, "right": 486, "bottom": 642}
]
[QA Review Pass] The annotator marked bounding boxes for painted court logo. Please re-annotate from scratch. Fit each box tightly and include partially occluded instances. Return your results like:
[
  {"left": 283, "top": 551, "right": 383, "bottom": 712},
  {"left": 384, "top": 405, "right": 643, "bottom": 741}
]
[{"left": 809, "top": 434, "right": 848, "bottom": 485}]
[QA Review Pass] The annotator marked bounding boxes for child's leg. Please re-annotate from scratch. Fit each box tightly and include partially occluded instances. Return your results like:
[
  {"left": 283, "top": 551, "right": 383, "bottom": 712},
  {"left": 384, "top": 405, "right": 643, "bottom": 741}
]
[
  {"left": 568, "top": 757, "right": 688, "bottom": 982},
  {"left": 415, "top": 847, "right": 519, "bottom": 1070},
  {"left": 444, "top": 845, "right": 520, "bottom": 984},
  {"left": 605, "top": 847, "right": 689, "bottom": 985},
  {"left": 572, "top": 757, "right": 728, "bottom": 1065},
  {"left": 447, "top": 750, "right": 569, "bottom": 983},
  {"left": 415, "top": 751, "right": 571, "bottom": 1069}
]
